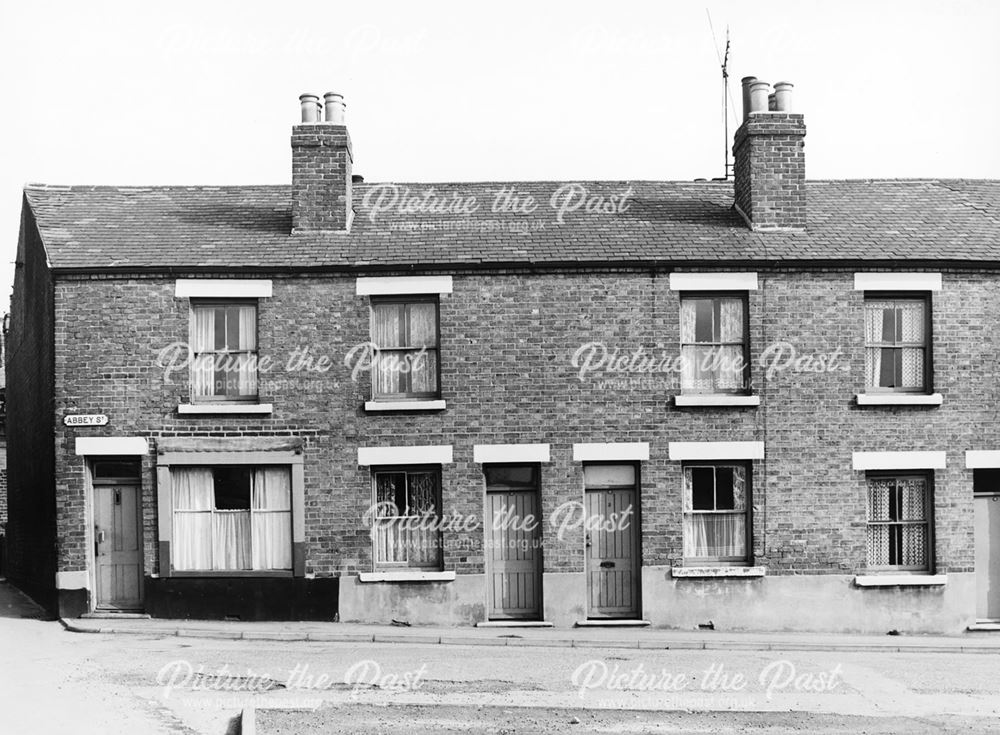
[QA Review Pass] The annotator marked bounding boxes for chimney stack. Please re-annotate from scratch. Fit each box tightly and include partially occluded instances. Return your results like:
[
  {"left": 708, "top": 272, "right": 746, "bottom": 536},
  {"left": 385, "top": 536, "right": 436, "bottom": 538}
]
[
  {"left": 732, "top": 78, "right": 806, "bottom": 231},
  {"left": 291, "top": 91, "right": 353, "bottom": 232}
]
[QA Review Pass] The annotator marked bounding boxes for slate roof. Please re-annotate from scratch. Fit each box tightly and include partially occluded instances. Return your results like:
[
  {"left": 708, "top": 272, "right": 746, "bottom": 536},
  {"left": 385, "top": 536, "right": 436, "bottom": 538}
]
[{"left": 23, "top": 179, "right": 1000, "bottom": 271}]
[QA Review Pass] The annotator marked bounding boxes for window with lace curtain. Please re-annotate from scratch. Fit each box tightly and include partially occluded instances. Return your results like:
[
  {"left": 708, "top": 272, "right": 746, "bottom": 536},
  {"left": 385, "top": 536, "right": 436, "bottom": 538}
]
[
  {"left": 190, "top": 301, "right": 258, "bottom": 401},
  {"left": 679, "top": 295, "right": 749, "bottom": 394},
  {"left": 371, "top": 468, "right": 443, "bottom": 570},
  {"left": 171, "top": 466, "right": 292, "bottom": 572},
  {"left": 370, "top": 297, "right": 440, "bottom": 400},
  {"left": 866, "top": 473, "right": 930, "bottom": 571},
  {"left": 863, "top": 296, "right": 930, "bottom": 392},
  {"left": 683, "top": 463, "right": 750, "bottom": 563}
]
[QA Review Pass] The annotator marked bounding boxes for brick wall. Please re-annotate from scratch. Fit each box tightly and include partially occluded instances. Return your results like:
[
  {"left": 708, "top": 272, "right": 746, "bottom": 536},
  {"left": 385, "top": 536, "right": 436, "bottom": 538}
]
[
  {"left": 6, "top": 201, "right": 57, "bottom": 604},
  {"left": 51, "top": 267, "right": 989, "bottom": 584}
]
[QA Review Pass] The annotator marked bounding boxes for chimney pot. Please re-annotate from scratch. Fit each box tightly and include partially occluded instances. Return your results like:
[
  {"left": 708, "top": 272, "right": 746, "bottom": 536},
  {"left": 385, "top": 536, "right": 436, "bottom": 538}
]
[
  {"left": 748, "top": 81, "right": 770, "bottom": 114},
  {"left": 768, "top": 93, "right": 777, "bottom": 111},
  {"left": 299, "top": 93, "right": 320, "bottom": 123},
  {"left": 773, "top": 81, "right": 794, "bottom": 112},
  {"left": 324, "top": 92, "right": 346, "bottom": 124},
  {"left": 740, "top": 76, "right": 757, "bottom": 123}
]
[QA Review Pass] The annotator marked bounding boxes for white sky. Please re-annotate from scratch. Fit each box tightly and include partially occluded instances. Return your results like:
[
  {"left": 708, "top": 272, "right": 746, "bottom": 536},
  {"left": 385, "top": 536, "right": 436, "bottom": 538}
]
[{"left": 2, "top": 0, "right": 998, "bottom": 301}]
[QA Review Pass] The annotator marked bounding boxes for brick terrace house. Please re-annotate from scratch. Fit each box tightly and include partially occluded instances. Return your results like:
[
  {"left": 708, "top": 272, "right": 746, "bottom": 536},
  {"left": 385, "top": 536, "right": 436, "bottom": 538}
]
[{"left": 7, "top": 82, "right": 1000, "bottom": 632}]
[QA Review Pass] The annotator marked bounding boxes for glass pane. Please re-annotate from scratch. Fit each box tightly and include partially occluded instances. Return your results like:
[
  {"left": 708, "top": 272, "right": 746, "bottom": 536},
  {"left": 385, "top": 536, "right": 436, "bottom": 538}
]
[
  {"left": 865, "top": 302, "right": 888, "bottom": 343},
  {"left": 901, "top": 348, "right": 924, "bottom": 388},
  {"left": 879, "top": 347, "right": 898, "bottom": 387},
  {"left": 715, "top": 345, "right": 744, "bottom": 390},
  {"left": 584, "top": 464, "right": 635, "bottom": 488},
  {"left": 372, "top": 304, "right": 403, "bottom": 348},
  {"left": 252, "top": 468, "right": 291, "bottom": 510},
  {"left": 718, "top": 298, "right": 743, "bottom": 342},
  {"left": 882, "top": 307, "right": 898, "bottom": 343},
  {"left": 690, "top": 467, "right": 715, "bottom": 510},
  {"left": 485, "top": 466, "right": 538, "bottom": 489},
  {"left": 214, "top": 307, "right": 227, "bottom": 350},
  {"left": 867, "top": 479, "right": 893, "bottom": 521},
  {"left": 373, "top": 351, "right": 405, "bottom": 397},
  {"left": 864, "top": 347, "right": 881, "bottom": 388},
  {"left": 899, "top": 301, "right": 924, "bottom": 343},
  {"left": 679, "top": 299, "right": 697, "bottom": 344},
  {"left": 693, "top": 299, "right": 715, "bottom": 343},
  {"left": 901, "top": 524, "right": 927, "bottom": 566},
  {"left": 899, "top": 478, "right": 926, "bottom": 521},
  {"left": 407, "top": 473, "right": 438, "bottom": 515},
  {"left": 213, "top": 511, "right": 250, "bottom": 570},
  {"left": 408, "top": 303, "right": 438, "bottom": 347},
  {"left": 375, "top": 473, "right": 406, "bottom": 516},
  {"left": 408, "top": 348, "right": 438, "bottom": 394},
  {"left": 93, "top": 460, "right": 140, "bottom": 479},
  {"left": 683, "top": 514, "right": 746, "bottom": 558},
  {"left": 213, "top": 467, "right": 251, "bottom": 509},
  {"left": 715, "top": 467, "right": 735, "bottom": 509}
]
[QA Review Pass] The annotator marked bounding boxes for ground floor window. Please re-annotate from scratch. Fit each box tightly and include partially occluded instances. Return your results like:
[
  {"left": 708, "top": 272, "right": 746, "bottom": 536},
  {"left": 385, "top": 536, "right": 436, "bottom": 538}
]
[
  {"left": 372, "top": 467, "right": 442, "bottom": 570},
  {"left": 866, "top": 473, "right": 930, "bottom": 570},
  {"left": 683, "top": 463, "right": 749, "bottom": 563},
  {"left": 171, "top": 466, "right": 292, "bottom": 571}
]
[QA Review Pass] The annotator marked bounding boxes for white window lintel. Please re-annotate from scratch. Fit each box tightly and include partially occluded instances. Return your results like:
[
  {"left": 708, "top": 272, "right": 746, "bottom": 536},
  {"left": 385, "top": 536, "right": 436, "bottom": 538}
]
[
  {"left": 75, "top": 437, "right": 149, "bottom": 456},
  {"left": 853, "top": 273, "right": 941, "bottom": 291},
  {"left": 852, "top": 451, "right": 946, "bottom": 471},
  {"left": 356, "top": 276, "right": 453, "bottom": 296},
  {"left": 668, "top": 441, "right": 764, "bottom": 461},
  {"left": 175, "top": 279, "right": 273, "bottom": 298},
  {"left": 573, "top": 442, "right": 650, "bottom": 462},
  {"left": 669, "top": 272, "right": 758, "bottom": 291},
  {"left": 474, "top": 444, "right": 551, "bottom": 464},
  {"left": 358, "top": 445, "right": 453, "bottom": 466}
]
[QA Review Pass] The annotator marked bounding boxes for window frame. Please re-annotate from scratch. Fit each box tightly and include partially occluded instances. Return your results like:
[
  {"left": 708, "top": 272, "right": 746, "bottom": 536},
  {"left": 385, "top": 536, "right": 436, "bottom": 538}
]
[
  {"left": 864, "top": 470, "right": 933, "bottom": 573},
  {"left": 681, "top": 461, "right": 752, "bottom": 566},
  {"left": 189, "top": 298, "right": 260, "bottom": 404},
  {"left": 156, "top": 445, "right": 305, "bottom": 580},
  {"left": 679, "top": 291, "right": 751, "bottom": 396},
  {"left": 862, "top": 292, "right": 933, "bottom": 395},
  {"left": 369, "top": 295, "right": 442, "bottom": 402},
  {"left": 169, "top": 465, "right": 293, "bottom": 574},
  {"left": 370, "top": 464, "right": 444, "bottom": 571}
]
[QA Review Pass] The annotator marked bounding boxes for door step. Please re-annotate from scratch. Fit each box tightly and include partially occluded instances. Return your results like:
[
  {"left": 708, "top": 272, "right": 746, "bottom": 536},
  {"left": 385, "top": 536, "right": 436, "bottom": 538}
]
[
  {"left": 476, "top": 620, "right": 554, "bottom": 628},
  {"left": 967, "top": 621, "right": 1000, "bottom": 632},
  {"left": 575, "top": 619, "right": 651, "bottom": 628},
  {"left": 82, "top": 611, "right": 150, "bottom": 619}
]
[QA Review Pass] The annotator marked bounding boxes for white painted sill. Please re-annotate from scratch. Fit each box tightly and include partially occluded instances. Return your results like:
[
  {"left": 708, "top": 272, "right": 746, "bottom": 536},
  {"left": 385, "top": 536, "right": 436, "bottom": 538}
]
[
  {"left": 357, "top": 571, "right": 456, "bottom": 583},
  {"left": 177, "top": 403, "right": 273, "bottom": 415},
  {"left": 475, "top": 620, "right": 554, "bottom": 628},
  {"left": 854, "top": 574, "right": 948, "bottom": 587},
  {"left": 674, "top": 395, "right": 760, "bottom": 407},
  {"left": 856, "top": 393, "right": 943, "bottom": 406},
  {"left": 364, "top": 400, "right": 447, "bottom": 412},
  {"left": 672, "top": 566, "right": 766, "bottom": 578}
]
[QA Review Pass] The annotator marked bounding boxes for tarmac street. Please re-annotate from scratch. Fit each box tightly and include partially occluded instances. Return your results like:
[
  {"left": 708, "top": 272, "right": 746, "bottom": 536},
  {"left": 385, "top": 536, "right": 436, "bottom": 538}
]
[{"left": 3, "top": 581, "right": 1000, "bottom": 734}]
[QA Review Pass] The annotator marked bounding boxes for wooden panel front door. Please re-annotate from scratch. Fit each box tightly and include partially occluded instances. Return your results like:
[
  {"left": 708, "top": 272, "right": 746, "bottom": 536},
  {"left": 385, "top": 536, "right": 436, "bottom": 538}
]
[
  {"left": 486, "top": 485, "right": 542, "bottom": 620},
  {"left": 585, "top": 465, "right": 639, "bottom": 619},
  {"left": 94, "top": 484, "right": 143, "bottom": 610},
  {"left": 975, "top": 493, "right": 1000, "bottom": 620}
]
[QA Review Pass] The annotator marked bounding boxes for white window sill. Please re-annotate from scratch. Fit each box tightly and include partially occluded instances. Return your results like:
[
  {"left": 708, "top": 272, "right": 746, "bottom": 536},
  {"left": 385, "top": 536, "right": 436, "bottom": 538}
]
[
  {"left": 177, "top": 403, "right": 273, "bottom": 415},
  {"left": 357, "top": 571, "right": 456, "bottom": 583},
  {"left": 364, "top": 400, "right": 446, "bottom": 412},
  {"left": 674, "top": 395, "right": 760, "bottom": 407},
  {"left": 672, "top": 566, "right": 766, "bottom": 578},
  {"left": 856, "top": 393, "right": 943, "bottom": 406},
  {"left": 854, "top": 574, "right": 947, "bottom": 587}
]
